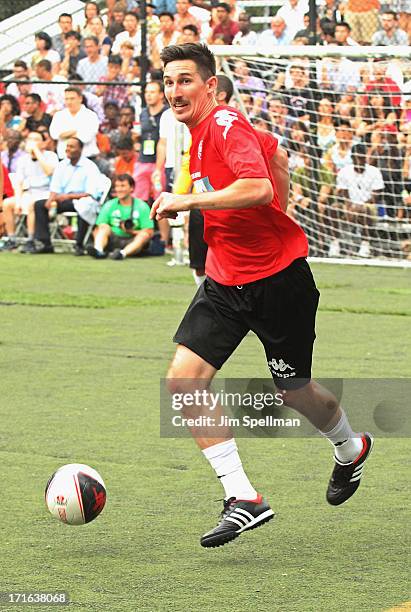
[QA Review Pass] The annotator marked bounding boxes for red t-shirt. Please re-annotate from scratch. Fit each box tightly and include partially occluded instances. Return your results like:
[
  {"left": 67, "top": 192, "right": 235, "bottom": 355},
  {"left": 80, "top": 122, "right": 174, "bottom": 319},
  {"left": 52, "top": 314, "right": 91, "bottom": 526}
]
[
  {"left": 189, "top": 106, "right": 308, "bottom": 286},
  {"left": 2, "top": 165, "right": 14, "bottom": 198},
  {"left": 212, "top": 20, "right": 239, "bottom": 44}
]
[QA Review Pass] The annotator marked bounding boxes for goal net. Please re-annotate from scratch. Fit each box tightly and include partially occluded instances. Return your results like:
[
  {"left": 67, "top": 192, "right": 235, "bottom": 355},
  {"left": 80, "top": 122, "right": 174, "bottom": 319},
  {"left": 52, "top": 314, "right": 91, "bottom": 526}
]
[{"left": 212, "top": 45, "right": 411, "bottom": 267}]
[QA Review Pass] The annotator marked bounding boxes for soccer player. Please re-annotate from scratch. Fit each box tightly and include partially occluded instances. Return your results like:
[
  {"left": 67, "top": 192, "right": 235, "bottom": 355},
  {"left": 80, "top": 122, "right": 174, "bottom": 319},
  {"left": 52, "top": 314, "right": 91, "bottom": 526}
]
[{"left": 151, "top": 44, "right": 373, "bottom": 548}]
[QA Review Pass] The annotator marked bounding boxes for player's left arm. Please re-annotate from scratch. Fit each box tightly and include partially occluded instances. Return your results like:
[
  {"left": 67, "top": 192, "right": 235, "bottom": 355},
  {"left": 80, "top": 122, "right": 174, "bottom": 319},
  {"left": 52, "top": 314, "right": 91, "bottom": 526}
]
[
  {"left": 151, "top": 178, "right": 273, "bottom": 220},
  {"left": 269, "top": 146, "right": 289, "bottom": 212}
]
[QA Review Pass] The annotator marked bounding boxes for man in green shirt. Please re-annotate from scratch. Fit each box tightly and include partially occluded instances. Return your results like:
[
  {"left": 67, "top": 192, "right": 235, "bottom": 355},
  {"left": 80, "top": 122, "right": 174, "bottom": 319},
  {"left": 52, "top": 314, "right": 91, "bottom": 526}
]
[{"left": 87, "top": 173, "right": 154, "bottom": 260}]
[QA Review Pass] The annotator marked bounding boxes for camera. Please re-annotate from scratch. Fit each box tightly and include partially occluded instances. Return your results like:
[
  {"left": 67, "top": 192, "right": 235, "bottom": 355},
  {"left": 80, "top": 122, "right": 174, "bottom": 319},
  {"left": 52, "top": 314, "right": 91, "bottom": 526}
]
[{"left": 123, "top": 218, "right": 134, "bottom": 231}]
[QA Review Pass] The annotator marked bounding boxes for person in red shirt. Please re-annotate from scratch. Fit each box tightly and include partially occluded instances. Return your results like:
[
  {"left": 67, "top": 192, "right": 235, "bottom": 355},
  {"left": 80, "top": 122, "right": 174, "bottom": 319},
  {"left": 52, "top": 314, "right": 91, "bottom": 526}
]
[
  {"left": 152, "top": 43, "right": 374, "bottom": 549},
  {"left": 208, "top": 2, "right": 239, "bottom": 44}
]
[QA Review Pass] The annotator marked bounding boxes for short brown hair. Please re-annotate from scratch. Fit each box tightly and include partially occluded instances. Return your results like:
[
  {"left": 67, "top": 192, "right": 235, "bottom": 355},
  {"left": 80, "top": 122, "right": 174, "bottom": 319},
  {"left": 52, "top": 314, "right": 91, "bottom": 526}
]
[{"left": 161, "top": 43, "right": 216, "bottom": 81}]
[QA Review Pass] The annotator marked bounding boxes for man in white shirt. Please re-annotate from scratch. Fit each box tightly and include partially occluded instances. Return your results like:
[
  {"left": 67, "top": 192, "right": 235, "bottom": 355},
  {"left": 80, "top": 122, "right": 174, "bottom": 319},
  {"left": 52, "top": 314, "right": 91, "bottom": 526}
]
[
  {"left": 112, "top": 12, "right": 149, "bottom": 56},
  {"left": 336, "top": 142, "right": 384, "bottom": 258},
  {"left": 49, "top": 87, "right": 99, "bottom": 160},
  {"left": 2, "top": 130, "right": 58, "bottom": 252},
  {"left": 76, "top": 36, "right": 108, "bottom": 91},
  {"left": 232, "top": 12, "right": 258, "bottom": 45},
  {"left": 276, "top": 0, "right": 308, "bottom": 40},
  {"left": 258, "top": 16, "right": 294, "bottom": 47}
]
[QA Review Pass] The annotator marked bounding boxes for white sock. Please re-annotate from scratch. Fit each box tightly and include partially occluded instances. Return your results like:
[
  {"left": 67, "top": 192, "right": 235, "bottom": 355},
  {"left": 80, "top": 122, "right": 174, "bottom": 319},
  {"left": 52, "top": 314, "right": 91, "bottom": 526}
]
[
  {"left": 320, "top": 410, "right": 363, "bottom": 463},
  {"left": 120, "top": 249, "right": 127, "bottom": 258},
  {"left": 202, "top": 438, "right": 257, "bottom": 500},
  {"left": 192, "top": 270, "right": 206, "bottom": 287},
  {"left": 94, "top": 236, "right": 105, "bottom": 253}
]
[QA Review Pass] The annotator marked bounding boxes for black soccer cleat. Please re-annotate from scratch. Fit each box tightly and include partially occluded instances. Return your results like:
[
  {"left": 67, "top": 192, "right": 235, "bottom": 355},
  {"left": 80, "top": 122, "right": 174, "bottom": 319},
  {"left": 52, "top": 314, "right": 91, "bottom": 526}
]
[
  {"left": 326, "top": 433, "right": 374, "bottom": 506},
  {"left": 200, "top": 494, "right": 274, "bottom": 548}
]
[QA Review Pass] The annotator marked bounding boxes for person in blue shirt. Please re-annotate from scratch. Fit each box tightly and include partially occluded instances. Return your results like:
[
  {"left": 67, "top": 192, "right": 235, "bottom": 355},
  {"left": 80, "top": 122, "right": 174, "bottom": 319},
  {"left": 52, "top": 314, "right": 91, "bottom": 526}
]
[{"left": 32, "top": 137, "right": 102, "bottom": 255}]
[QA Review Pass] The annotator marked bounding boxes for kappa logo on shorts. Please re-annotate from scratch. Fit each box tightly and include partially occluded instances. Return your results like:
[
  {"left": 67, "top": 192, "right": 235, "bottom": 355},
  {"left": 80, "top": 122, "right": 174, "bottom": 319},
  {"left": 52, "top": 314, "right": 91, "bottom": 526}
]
[{"left": 268, "top": 358, "right": 296, "bottom": 378}]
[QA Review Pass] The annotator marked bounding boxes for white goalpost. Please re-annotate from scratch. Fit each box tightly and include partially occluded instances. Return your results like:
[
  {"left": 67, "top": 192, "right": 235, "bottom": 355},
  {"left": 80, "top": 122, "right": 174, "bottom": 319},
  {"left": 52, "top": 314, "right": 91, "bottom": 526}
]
[{"left": 211, "top": 45, "right": 411, "bottom": 268}]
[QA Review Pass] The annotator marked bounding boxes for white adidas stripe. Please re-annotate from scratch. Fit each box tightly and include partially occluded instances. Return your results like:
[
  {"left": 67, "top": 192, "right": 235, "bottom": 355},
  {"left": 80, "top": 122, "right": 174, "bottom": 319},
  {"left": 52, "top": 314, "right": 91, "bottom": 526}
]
[
  {"left": 229, "top": 512, "right": 249, "bottom": 526},
  {"left": 234, "top": 508, "right": 254, "bottom": 520},
  {"left": 225, "top": 516, "right": 245, "bottom": 528},
  {"left": 350, "top": 474, "right": 363, "bottom": 482}
]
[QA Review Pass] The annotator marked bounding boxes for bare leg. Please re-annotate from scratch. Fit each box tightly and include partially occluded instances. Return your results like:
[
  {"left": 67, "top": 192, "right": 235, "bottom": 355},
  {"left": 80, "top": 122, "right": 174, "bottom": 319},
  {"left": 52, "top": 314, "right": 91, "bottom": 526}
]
[
  {"left": 94, "top": 224, "right": 111, "bottom": 252},
  {"left": 3, "top": 197, "right": 16, "bottom": 235}
]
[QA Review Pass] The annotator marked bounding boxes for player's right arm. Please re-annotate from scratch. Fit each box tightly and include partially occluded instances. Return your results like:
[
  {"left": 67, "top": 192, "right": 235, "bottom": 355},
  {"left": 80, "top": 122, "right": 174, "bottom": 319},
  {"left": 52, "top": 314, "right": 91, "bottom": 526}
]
[{"left": 269, "top": 146, "right": 289, "bottom": 212}]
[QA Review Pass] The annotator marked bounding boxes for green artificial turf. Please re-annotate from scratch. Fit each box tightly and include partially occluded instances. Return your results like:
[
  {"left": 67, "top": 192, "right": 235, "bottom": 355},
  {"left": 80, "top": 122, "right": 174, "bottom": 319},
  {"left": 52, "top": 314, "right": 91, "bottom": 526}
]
[{"left": 0, "top": 254, "right": 410, "bottom": 611}]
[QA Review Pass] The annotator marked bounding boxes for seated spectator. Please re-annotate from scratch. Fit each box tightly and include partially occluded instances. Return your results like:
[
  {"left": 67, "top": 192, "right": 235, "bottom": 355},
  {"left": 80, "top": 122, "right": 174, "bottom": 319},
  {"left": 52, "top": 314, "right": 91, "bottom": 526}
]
[
  {"left": 30, "top": 32, "right": 61, "bottom": 75},
  {"left": 110, "top": 105, "right": 139, "bottom": 151},
  {"left": 357, "top": 91, "right": 398, "bottom": 143},
  {"left": 322, "top": 119, "right": 354, "bottom": 175},
  {"left": 23, "top": 93, "right": 52, "bottom": 134},
  {"left": 344, "top": 0, "right": 379, "bottom": 44},
  {"left": 400, "top": 96, "right": 411, "bottom": 133},
  {"left": 100, "top": 101, "right": 119, "bottom": 136},
  {"left": 12, "top": 78, "right": 33, "bottom": 111},
  {"left": 208, "top": 3, "right": 239, "bottom": 44},
  {"left": 70, "top": 75, "right": 105, "bottom": 124},
  {"left": 316, "top": 97, "right": 336, "bottom": 154},
  {"left": 276, "top": 0, "right": 308, "bottom": 40},
  {"left": 334, "top": 21, "right": 360, "bottom": 45},
  {"left": 372, "top": 11, "right": 408, "bottom": 45},
  {"left": 174, "top": 0, "right": 202, "bottom": 33},
  {"left": 49, "top": 87, "right": 99, "bottom": 160},
  {"left": 89, "top": 16, "right": 113, "bottom": 56},
  {"left": 32, "top": 137, "right": 102, "bottom": 255},
  {"left": 268, "top": 95, "right": 289, "bottom": 143},
  {"left": 87, "top": 173, "right": 154, "bottom": 260},
  {"left": 112, "top": 12, "right": 147, "bottom": 56},
  {"left": 95, "top": 54, "right": 129, "bottom": 108},
  {"left": 319, "top": 52, "right": 362, "bottom": 95},
  {"left": 113, "top": 134, "right": 138, "bottom": 176},
  {"left": 2, "top": 131, "right": 58, "bottom": 252},
  {"left": 258, "top": 16, "right": 293, "bottom": 46},
  {"left": 364, "top": 61, "right": 402, "bottom": 112},
  {"left": 60, "top": 31, "right": 86, "bottom": 79},
  {"left": 283, "top": 63, "right": 316, "bottom": 126},
  {"left": 52, "top": 13, "right": 74, "bottom": 59},
  {"left": 6, "top": 61, "right": 29, "bottom": 99},
  {"left": 107, "top": 3, "right": 126, "bottom": 39},
  {"left": 77, "top": 36, "right": 109, "bottom": 91},
  {"left": 318, "top": 0, "right": 343, "bottom": 23},
  {"left": 368, "top": 130, "right": 404, "bottom": 218},
  {"left": 152, "top": 13, "right": 180, "bottom": 67},
  {"left": 0, "top": 95, "right": 24, "bottom": 133},
  {"left": 1, "top": 129, "right": 27, "bottom": 173},
  {"left": 32, "top": 60, "right": 65, "bottom": 114},
  {"left": 145, "top": 2, "right": 161, "bottom": 39},
  {"left": 233, "top": 60, "right": 265, "bottom": 96},
  {"left": 180, "top": 24, "right": 200, "bottom": 43},
  {"left": 232, "top": 11, "right": 258, "bottom": 45},
  {"left": 81, "top": 1, "right": 101, "bottom": 37},
  {"left": 336, "top": 142, "right": 384, "bottom": 258}
]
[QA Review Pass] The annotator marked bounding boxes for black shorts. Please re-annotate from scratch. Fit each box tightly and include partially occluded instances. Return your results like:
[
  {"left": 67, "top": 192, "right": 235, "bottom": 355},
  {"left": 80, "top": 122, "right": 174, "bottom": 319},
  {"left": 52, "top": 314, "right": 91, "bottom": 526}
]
[
  {"left": 173, "top": 258, "right": 320, "bottom": 390},
  {"left": 188, "top": 209, "right": 208, "bottom": 270}
]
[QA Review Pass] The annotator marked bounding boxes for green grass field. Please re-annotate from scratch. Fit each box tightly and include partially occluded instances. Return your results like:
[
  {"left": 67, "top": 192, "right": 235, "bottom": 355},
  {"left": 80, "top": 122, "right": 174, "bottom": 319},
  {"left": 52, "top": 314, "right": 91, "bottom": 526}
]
[{"left": 1, "top": 254, "right": 410, "bottom": 612}]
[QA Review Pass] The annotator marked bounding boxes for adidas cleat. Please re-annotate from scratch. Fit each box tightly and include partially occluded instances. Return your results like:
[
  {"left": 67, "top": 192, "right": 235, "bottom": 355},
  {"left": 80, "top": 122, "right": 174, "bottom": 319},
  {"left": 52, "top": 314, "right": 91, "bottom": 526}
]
[
  {"left": 200, "top": 494, "right": 274, "bottom": 548},
  {"left": 327, "top": 433, "right": 374, "bottom": 506}
]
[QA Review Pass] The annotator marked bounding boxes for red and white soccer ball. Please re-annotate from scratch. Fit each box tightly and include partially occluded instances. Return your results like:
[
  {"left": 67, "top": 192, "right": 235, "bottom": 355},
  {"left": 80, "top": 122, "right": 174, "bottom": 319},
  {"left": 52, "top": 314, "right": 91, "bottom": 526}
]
[{"left": 45, "top": 464, "right": 106, "bottom": 525}]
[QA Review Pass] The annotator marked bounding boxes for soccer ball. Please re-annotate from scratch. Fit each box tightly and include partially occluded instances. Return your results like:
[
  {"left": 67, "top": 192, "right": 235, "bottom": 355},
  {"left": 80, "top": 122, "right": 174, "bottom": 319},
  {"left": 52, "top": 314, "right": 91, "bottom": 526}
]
[{"left": 45, "top": 463, "right": 106, "bottom": 525}]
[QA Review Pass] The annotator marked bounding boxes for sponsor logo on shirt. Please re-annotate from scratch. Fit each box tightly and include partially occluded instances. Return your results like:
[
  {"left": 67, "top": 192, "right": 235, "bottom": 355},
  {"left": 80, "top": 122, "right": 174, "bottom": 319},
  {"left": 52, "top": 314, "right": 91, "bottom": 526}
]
[
  {"left": 214, "top": 109, "right": 238, "bottom": 140},
  {"left": 198, "top": 139, "right": 203, "bottom": 160},
  {"left": 193, "top": 176, "right": 214, "bottom": 193}
]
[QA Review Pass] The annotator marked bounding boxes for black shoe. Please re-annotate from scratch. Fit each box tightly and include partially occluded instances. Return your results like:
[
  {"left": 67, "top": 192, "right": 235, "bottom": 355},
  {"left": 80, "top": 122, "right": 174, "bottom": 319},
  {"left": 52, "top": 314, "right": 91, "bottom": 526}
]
[
  {"left": 200, "top": 494, "right": 274, "bottom": 548},
  {"left": 326, "top": 433, "right": 374, "bottom": 506},
  {"left": 86, "top": 245, "right": 107, "bottom": 259},
  {"left": 109, "top": 249, "right": 125, "bottom": 260},
  {"left": 74, "top": 245, "right": 85, "bottom": 256},
  {"left": 33, "top": 244, "right": 54, "bottom": 254},
  {"left": 20, "top": 240, "right": 36, "bottom": 254}
]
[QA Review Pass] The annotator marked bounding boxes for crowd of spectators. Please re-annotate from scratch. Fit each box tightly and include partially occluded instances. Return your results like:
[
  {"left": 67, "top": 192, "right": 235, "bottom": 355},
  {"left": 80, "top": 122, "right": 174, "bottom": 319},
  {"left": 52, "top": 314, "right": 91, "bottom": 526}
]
[{"left": 0, "top": 0, "right": 410, "bottom": 260}]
